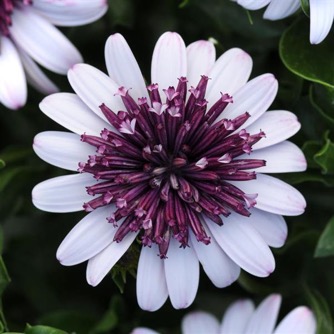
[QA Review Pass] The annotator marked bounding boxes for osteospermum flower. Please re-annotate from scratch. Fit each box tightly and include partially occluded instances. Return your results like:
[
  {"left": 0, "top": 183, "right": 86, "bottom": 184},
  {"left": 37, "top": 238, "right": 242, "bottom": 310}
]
[
  {"left": 133, "top": 294, "right": 317, "bottom": 333},
  {"left": 233, "top": 0, "right": 334, "bottom": 44},
  {"left": 32, "top": 32, "right": 307, "bottom": 311},
  {"left": 0, "top": 0, "right": 108, "bottom": 109}
]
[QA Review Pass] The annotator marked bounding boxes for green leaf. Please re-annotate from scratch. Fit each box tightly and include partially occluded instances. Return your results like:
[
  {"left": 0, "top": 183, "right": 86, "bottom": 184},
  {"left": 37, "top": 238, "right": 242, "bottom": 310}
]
[
  {"left": 313, "top": 132, "right": 334, "bottom": 174},
  {"left": 24, "top": 325, "right": 68, "bottom": 334},
  {"left": 315, "top": 216, "right": 334, "bottom": 257},
  {"left": 280, "top": 18, "right": 334, "bottom": 88},
  {"left": 300, "top": 0, "right": 310, "bottom": 16},
  {"left": 0, "top": 258, "right": 10, "bottom": 297},
  {"left": 306, "top": 290, "right": 333, "bottom": 334}
]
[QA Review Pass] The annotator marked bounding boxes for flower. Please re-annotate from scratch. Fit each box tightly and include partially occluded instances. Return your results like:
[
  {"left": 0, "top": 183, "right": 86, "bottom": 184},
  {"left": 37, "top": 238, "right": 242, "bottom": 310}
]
[
  {"left": 0, "top": 0, "right": 108, "bottom": 109},
  {"left": 233, "top": 0, "right": 334, "bottom": 44},
  {"left": 32, "top": 32, "right": 307, "bottom": 311},
  {"left": 132, "top": 294, "right": 317, "bottom": 334}
]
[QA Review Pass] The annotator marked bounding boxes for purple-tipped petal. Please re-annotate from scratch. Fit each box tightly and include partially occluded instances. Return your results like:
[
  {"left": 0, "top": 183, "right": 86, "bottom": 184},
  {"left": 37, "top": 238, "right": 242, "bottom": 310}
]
[
  {"left": 182, "top": 311, "right": 220, "bottom": 334},
  {"left": 137, "top": 244, "right": 168, "bottom": 311}
]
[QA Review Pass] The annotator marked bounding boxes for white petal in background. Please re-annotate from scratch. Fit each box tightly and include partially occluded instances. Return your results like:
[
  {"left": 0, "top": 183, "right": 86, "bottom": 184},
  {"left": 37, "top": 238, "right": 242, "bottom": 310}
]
[
  {"left": 0, "top": 36, "right": 27, "bottom": 109},
  {"left": 186, "top": 40, "right": 216, "bottom": 89},
  {"left": 32, "top": 0, "right": 108, "bottom": 26},
  {"left": 10, "top": 7, "right": 82, "bottom": 74},
  {"left": 264, "top": 0, "right": 300, "bottom": 20},
  {"left": 131, "top": 328, "right": 160, "bottom": 334},
  {"left": 105, "top": 33, "right": 148, "bottom": 101},
  {"left": 32, "top": 173, "right": 94, "bottom": 213},
  {"left": 206, "top": 48, "right": 252, "bottom": 108},
  {"left": 164, "top": 238, "right": 199, "bottom": 309},
  {"left": 151, "top": 32, "right": 187, "bottom": 93},
  {"left": 40, "top": 93, "right": 110, "bottom": 136},
  {"left": 33, "top": 131, "right": 96, "bottom": 171},
  {"left": 236, "top": 0, "right": 271, "bottom": 10},
  {"left": 182, "top": 311, "right": 220, "bottom": 334},
  {"left": 136, "top": 244, "right": 169, "bottom": 311},
  {"left": 56, "top": 206, "right": 116, "bottom": 266}
]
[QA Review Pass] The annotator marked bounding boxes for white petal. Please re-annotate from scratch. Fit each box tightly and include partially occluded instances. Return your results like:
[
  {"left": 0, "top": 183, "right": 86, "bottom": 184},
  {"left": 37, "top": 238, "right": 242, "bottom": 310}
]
[
  {"left": 186, "top": 40, "right": 216, "bottom": 88},
  {"left": 206, "top": 48, "right": 252, "bottom": 109},
  {"left": 274, "top": 306, "right": 317, "bottom": 334},
  {"left": 17, "top": 48, "right": 58, "bottom": 95},
  {"left": 131, "top": 328, "right": 159, "bottom": 334},
  {"left": 32, "top": 173, "right": 93, "bottom": 212},
  {"left": 207, "top": 214, "right": 275, "bottom": 277},
  {"left": 10, "top": 7, "right": 82, "bottom": 74},
  {"left": 310, "top": 0, "right": 334, "bottom": 44},
  {"left": 39, "top": 93, "right": 110, "bottom": 136},
  {"left": 56, "top": 206, "right": 115, "bottom": 266},
  {"left": 105, "top": 34, "right": 148, "bottom": 101},
  {"left": 237, "top": 0, "right": 271, "bottom": 10},
  {"left": 189, "top": 226, "right": 240, "bottom": 288},
  {"left": 264, "top": 0, "right": 300, "bottom": 20},
  {"left": 164, "top": 238, "right": 199, "bottom": 309},
  {"left": 245, "top": 294, "right": 281, "bottom": 334},
  {"left": 32, "top": 0, "right": 108, "bottom": 26},
  {"left": 229, "top": 174, "right": 306, "bottom": 216},
  {"left": 240, "top": 141, "right": 307, "bottom": 173},
  {"left": 182, "top": 311, "right": 220, "bottom": 334},
  {"left": 0, "top": 36, "right": 27, "bottom": 109},
  {"left": 246, "top": 110, "right": 301, "bottom": 150},
  {"left": 217, "top": 74, "right": 278, "bottom": 127},
  {"left": 33, "top": 131, "right": 96, "bottom": 171},
  {"left": 68, "top": 63, "right": 124, "bottom": 124},
  {"left": 86, "top": 229, "right": 138, "bottom": 286},
  {"left": 136, "top": 244, "right": 168, "bottom": 311},
  {"left": 151, "top": 32, "right": 187, "bottom": 93},
  {"left": 220, "top": 299, "right": 255, "bottom": 334},
  {"left": 247, "top": 208, "right": 287, "bottom": 248}
]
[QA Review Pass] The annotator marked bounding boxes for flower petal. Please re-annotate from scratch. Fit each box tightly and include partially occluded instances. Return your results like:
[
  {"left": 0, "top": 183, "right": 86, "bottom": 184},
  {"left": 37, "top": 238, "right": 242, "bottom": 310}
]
[
  {"left": 247, "top": 208, "right": 287, "bottom": 248},
  {"left": 32, "top": 0, "right": 108, "bottom": 26},
  {"left": 151, "top": 32, "right": 187, "bottom": 93},
  {"left": 310, "top": 0, "right": 334, "bottom": 44},
  {"left": 274, "top": 306, "right": 317, "bottom": 334},
  {"left": 0, "top": 36, "right": 27, "bottom": 109},
  {"left": 32, "top": 173, "right": 93, "bottom": 212},
  {"left": 17, "top": 47, "right": 58, "bottom": 95},
  {"left": 206, "top": 48, "right": 252, "bottom": 108},
  {"left": 217, "top": 74, "right": 278, "bottom": 127},
  {"left": 229, "top": 174, "right": 306, "bottom": 216},
  {"left": 245, "top": 294, "right": 281, "bottom": 334},
  {"left": 137, "top": 244, "right": 168, "bottom": 311},
  {"left": 164, "top": 238, "right": 199, "bottom": 309},
  {"left": 186, "top": 40, "right": 216, "bottom": 88},
  {"left": 182, "top": 311, "right": 220, "bottom": 334},
  {"left": 241, "top": 141, "right": 307, "bottom": 173},
  {"left": 86, "top": 229, "right": 138, "bottom": 286},
  {"left": 33, "top": 131, "right": 96, "bottom": 171},
  {"left": 68, "top": 63, "right": 124, "bottom": 124},
  {"left": 246, "top": 110, "right": 301, "bottom": 150},
  {"left": 220, "top": 299, "right": 255, "bottom": 333},
  {"left": 56, "top": 206, "right": 115, "bottom": 266},
  {"left": 207, "top": 213, "right": 275, "bottom": 277},
  {"left": 236, "top": 0, "right": 271, "bottom": 10},
  {"left": 189, "top": 226, "right": 240, "bottom": 288},
  {"left": 105, "top": 33, "right": 148, "bottom": 101},
  {"left": 264, "top": 0, "right": 300, "bottom": 20},
  {"left": 10, "top": 7, "right": 82, "bottom": 74},
  {"left": 39, "top": 93, "right": 110, "bottom": 136},
  {"left": 131, "top": 328, "right": 159, "bottom": 334}
]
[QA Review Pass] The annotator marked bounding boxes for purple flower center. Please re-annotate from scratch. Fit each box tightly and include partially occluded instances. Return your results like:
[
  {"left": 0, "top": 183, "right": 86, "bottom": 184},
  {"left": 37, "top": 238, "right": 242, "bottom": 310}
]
[
  {"left": 0, "top": 0, "right": 31, "bottom": 36},
  {"left": 79, "top": 76, "right": 266, "bottom": 258}
]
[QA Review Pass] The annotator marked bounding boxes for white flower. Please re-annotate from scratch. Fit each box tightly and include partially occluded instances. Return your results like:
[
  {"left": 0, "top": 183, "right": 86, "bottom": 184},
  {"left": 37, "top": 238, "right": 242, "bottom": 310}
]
[
  {"left": 234, "top": 0, "right": 334, "bottom": 44},
  {"left": 32, "top": 32, "right": 307, "bottom": 311},
  {"left": 133, "top": 294, "right": 317, "bottom": 334},
  {"left": 0, "top": 0, "right": 108, "bottom": 109}
]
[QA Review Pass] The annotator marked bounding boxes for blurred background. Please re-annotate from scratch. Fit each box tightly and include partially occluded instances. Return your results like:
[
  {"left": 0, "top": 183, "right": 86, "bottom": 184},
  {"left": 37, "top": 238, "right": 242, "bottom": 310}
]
[{"left": 0, "top": 0, "right": 333, "bottom": 333}]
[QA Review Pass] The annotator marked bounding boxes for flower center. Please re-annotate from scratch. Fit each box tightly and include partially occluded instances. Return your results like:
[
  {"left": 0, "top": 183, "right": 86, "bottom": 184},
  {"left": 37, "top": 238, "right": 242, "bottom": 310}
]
[
  {"left": 79, "top": 76, "right": 266, "bottom": 258},
  {"left": 0, "top": 0, "right": 31, "bottom": 36}
]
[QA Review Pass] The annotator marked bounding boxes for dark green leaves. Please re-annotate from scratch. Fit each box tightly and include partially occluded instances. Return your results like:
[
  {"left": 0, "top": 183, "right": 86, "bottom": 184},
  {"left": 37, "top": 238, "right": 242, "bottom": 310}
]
[
  {"left": 24, "top": 325, "right": 68, "bottom": 334},
  {"left": 315, "top": 216, "right": 334, "bottom": 257}
]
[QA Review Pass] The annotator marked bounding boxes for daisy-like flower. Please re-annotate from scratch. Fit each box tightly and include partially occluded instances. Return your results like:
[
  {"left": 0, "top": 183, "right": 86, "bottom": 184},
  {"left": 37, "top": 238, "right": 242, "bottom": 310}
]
[
  {"left": 0, "top": 0, "right": 108, "bottom": 110},
  {"left": 32, "top": 32, "right": 307, "bottom": 311},
  {"left": 133, "top": 294, "right": 317, "bottom": 334},
  {"left": 233, "top": 0, "right": 334, "bottom": 44}
]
